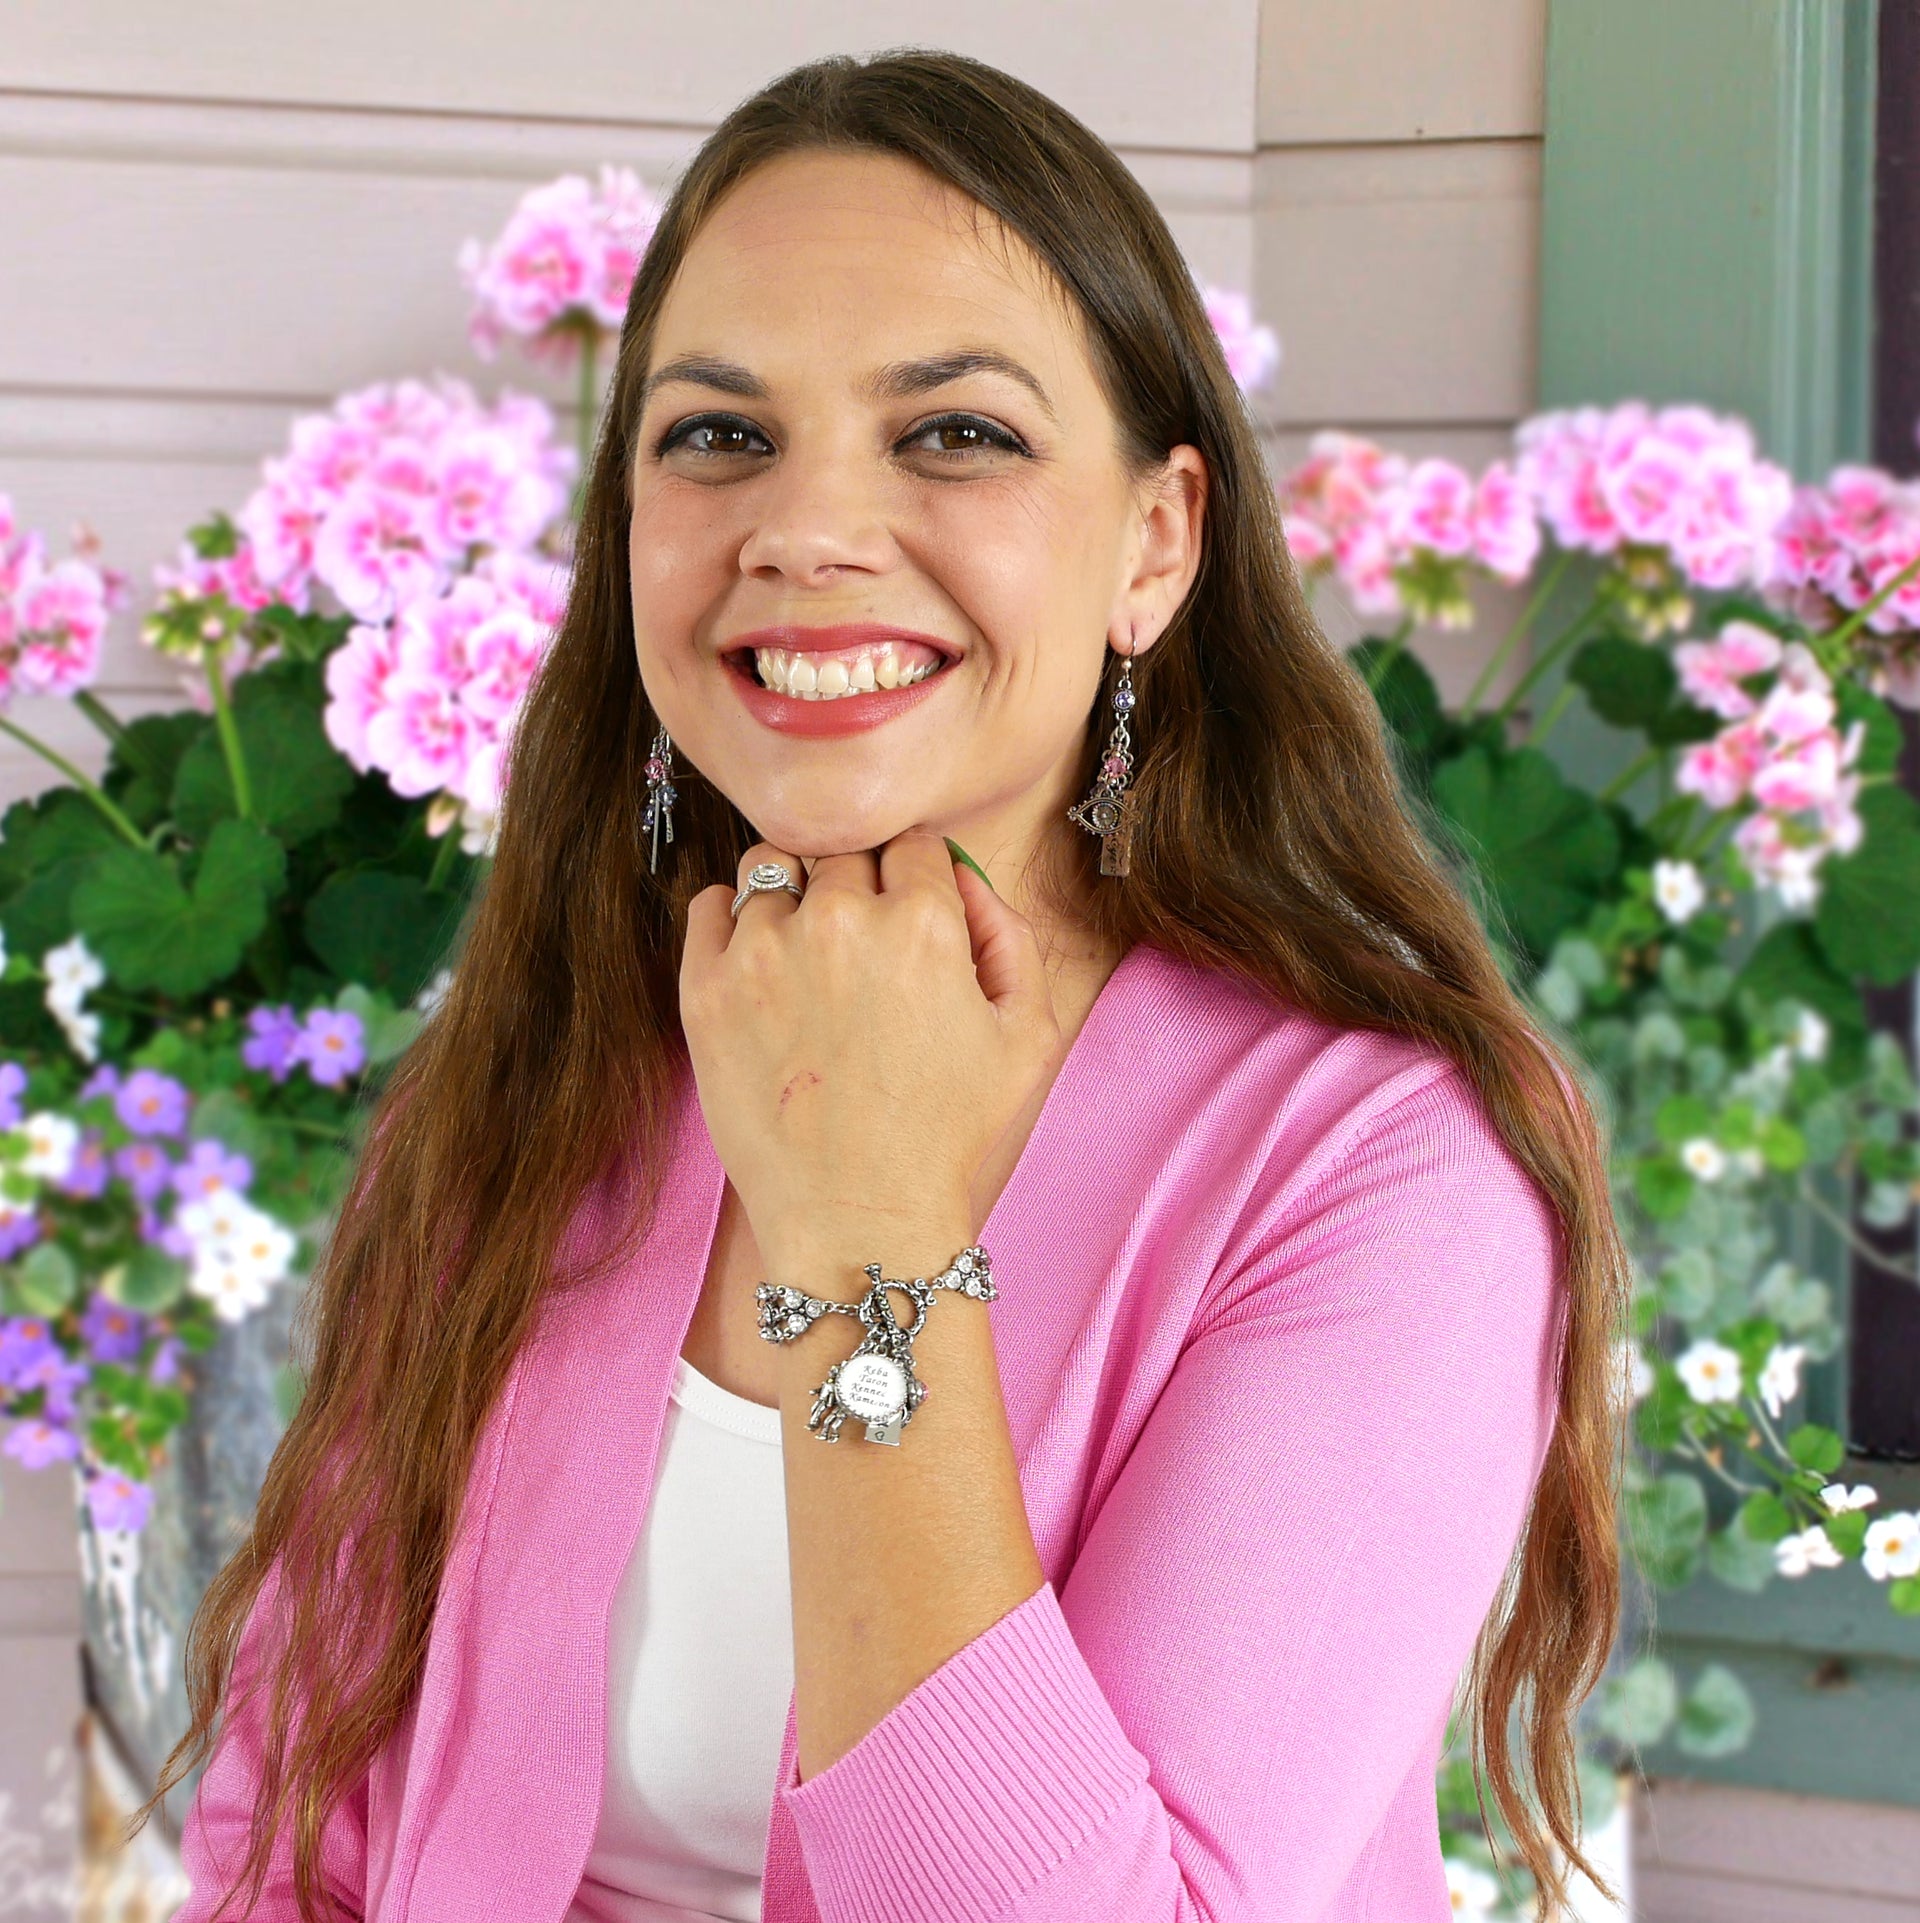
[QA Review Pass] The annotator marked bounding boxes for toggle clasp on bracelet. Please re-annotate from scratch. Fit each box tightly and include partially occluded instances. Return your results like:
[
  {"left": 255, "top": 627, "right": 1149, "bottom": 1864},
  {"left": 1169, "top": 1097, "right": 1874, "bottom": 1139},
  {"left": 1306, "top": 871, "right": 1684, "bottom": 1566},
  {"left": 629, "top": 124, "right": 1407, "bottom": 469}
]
[{"left": 752, "top": 1244, "right": 996, "bottom": 1446}]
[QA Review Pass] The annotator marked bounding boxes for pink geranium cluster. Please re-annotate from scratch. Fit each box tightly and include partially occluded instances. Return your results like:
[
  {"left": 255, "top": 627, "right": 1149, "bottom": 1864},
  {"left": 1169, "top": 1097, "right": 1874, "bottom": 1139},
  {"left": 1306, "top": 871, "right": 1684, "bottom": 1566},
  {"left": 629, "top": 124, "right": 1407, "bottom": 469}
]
[
  {"left": 236, "top": 376, "right": 575, "bottom": 626},
  {"left": 1278, "top": 432, "right": 1540, "bottom": 624},
  {"left": 460, "top": 166, "right": 662, "bottom": 370},
  {"left": 0, "top": 495, "right": 125, "bottom": 712},
  {"left": 1515, "top": 402, "right": 1792, "bottom": 595},
  {"left": 1201, "top": 287, "right": 1281, "bottom": 394},
  {"left": 1767, "top": 466, "right": 1920, "bottom": 704},
  {"left": 324, "top": 547, "right": 568, "bottom": 840},
  {"left": 1674, "top": 620, "right": 1864, "bottom": 909}
]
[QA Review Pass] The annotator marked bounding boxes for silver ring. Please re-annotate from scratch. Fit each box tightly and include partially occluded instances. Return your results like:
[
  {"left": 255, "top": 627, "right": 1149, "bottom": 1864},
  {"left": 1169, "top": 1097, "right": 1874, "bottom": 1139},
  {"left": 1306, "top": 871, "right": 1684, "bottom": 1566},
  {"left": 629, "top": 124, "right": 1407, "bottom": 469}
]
[{"left": 730, "top": 860, "right": 804, "bottom": 918}]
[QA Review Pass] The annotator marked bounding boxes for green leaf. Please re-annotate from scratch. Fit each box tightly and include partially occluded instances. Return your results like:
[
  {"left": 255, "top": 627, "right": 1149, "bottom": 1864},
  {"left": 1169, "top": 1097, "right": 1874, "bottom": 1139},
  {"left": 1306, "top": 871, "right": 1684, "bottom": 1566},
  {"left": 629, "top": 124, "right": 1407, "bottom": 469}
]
[
  {"left": 1430, "top": 745, "right": 1620, "bottom": 960},
  {"left": 1654, "top": 1093, "right": 1714, "bottom": 1148},
  {"left": 1634, "top": 1155, "right": 1693, "bottom": 1221},
  {"left": 1814, "top": 785, "right": 1920, "bottom": 985},
  {"left": 333, "top": 982, "right": 424, "bottom": 1065},
  {"left": 1707, "top": 1515, "right": 1778, "bottom": 1593},
  {"left": 12, "top": 1241, "right": 78, "bottom": 1314},
  {"left": 173, "top": 676, "right": 355, "bottom": 844},
  {"left": 1569, "top": 634, "right": 1678, "bottom": 730},
  {"left": 1675, "top": 1663, "right": 1756, "bottom": 1758},
  {"left": 1628, "top": 1473, "right": 1709, "bottom": 1588},
  {"left": 1594, "top": 1655, "right": 1679, "bottom": 1747},
  {"left": 1351, "top": 640, "right": 1448, "bottom": 776},
  {"left": 1787, "top": 1423, "right": 1845, "bottom": 1474},
  {"left": 1756, "top": 1116, "right": 1806, "bottom": 1172},
  {"left": 1739, "top": 1492, "right": 1794, "bottom": 1543},
  {"left": 1889, "top": 1577, "right": 1920, "bottom": 1617},
  {"left": 71, "top": 818, "right": 287, "bottom": 997},
  {"left": 107, "top": 712, "right": 209, "bottom": 825},
  {"left": 1734, "top": 922, "right": 1868, "bottom": 1082},
  {"left": 1824, "top": 1509, "right": 1870, "bottom": 1559},
  {"left": 1834, "top": 680, "right": 1904, "bottom": 778},
  {"left": 304, "top": 872, "right": 463, "bottom": 1006},
  {"left": 188, "top": 1086, "right": 271, "bottom": 1163},
  {"left": 107, "top": 1244, "right": 188, "bottom": 1312}
]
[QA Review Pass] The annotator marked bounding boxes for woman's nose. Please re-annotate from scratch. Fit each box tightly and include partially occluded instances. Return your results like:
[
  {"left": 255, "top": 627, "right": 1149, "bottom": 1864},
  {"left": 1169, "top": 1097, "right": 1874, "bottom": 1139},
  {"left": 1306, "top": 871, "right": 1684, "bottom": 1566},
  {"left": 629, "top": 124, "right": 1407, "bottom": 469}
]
[{"left": 734, "top": 433, "right": 899, "bottom": 584}]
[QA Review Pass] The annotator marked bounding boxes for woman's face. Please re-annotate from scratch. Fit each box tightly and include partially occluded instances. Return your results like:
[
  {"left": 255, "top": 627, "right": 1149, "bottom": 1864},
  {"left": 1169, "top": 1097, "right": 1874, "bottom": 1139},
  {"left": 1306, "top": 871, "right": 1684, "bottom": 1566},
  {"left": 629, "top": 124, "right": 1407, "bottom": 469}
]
[{"left": 626, "top": 148, "right": 1204, "bottom": 886}]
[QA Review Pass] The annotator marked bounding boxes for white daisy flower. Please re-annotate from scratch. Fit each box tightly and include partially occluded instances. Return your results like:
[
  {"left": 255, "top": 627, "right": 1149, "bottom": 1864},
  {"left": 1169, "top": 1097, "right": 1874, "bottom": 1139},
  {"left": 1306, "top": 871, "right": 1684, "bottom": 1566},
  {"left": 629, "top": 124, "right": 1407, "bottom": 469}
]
[
  {"left": 1863, "top": 1513, "right": 1920, "bottom": 1582},
  {"left": 187, "top": 1256, "right": 272, "bottom": 1324},
  {"left": 1676, "top": 1338, "right": 1742, "bottom": 1404},
  {"left": 174, "top": 1184, "right": 257, "bottom": 1251},
  {"left": 1652, "top": 858, "right": 1705, "bottom": 925},
  {"left": 1681, "top": 1138, "right": 1726, "bottom": 1181},
  {"left": 1443, "top": 1857, "right": 1502, "bottom": 1921},
  {"left": 1820, "top": 1482, "right": 1878, "bottom": 1515},
  {"left": 50, "top": 1003, "right": 101, "bottom": 1064},
  {"left": 1757, "top": 1343, "right": 1807, "bottom": 1419},
  {"left": 1775, "top": 1525, "right": 1843, "bottom": 1578},
  {"left": 18, "top": 1111, "right": 79, "bottom": 1182},
  {"left": 1792, "top": 1007, "right": 1829, "bottom": 1062},
  {"left": 42, "top": 935, "right": 105, "bottom": 1001}
]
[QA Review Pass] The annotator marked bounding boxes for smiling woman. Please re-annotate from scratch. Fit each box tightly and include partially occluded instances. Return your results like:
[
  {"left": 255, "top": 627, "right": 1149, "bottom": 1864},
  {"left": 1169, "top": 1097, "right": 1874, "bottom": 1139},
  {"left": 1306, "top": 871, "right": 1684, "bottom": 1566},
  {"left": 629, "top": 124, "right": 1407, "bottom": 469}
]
[{"left": 147, "top": 47, "right": 1629, "bottom": 1923}]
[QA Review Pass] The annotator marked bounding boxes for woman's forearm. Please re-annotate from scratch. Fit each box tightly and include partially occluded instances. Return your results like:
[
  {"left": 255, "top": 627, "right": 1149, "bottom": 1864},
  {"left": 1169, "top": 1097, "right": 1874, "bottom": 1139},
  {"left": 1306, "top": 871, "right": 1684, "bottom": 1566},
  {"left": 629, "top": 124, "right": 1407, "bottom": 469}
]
[{"left": 767, "top": 1203, "right": 1046, "bottom": 1781}]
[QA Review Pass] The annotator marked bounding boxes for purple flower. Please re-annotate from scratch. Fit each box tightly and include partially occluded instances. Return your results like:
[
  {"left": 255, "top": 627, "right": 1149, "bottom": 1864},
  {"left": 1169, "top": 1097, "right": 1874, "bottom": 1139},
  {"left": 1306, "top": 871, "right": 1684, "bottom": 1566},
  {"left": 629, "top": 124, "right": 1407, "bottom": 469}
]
[
  {"left": 293, "top": 1008, "right": 366, "bottom": 1088},
  {"left": 85, "top": 1470, "right": 152, "bottom": 1533},
  {"left": 4, "top": 1417, "right": 79, "bottom": 1470},
  {"left": 148, "top": 1335, "right": 183, "bottom": 1385},
  {"left": 76, "top": 1064, "right": 122, "bottom": 1104},
  {"left": 115, "top": 1068, "right": 190, "bottom": 1138},
  {"left": 241, "top": 1004, "right": 302, "bottom": 1082},
  {"left": 0, "top": 1060, "right": 27, "bottom": 1130},
  {"left": 79, "top": 1291, "right": 145, "bottom": 1365},
  {"left": 137, "top": 1201, "right": 196, "bottom": 1262},
  {"left": 0, "top": 1206, "right": 42, "bottom": 1261},
  {"left": 55, "top": 1129, "right": 110, "bottom": 1199},
  {"left": 15, "top": 1349, "right": 87, "bottom": 1423},
  {"left": 113, "top": 1140, "right": 174, "bottom": 1204},
  {"left": 171, "top": 1137, "right": 253, "bottom": 1202},
  {"left": 0, "top": 1317, "right": 57, "bottom": 1389}
]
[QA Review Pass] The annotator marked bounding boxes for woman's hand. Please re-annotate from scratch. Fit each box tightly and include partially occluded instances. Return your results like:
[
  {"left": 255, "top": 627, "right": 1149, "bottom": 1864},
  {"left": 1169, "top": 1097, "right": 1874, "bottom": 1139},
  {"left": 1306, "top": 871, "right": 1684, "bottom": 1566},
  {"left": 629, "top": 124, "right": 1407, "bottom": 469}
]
[{"left": 679, "top": 828, "right": 1061, "bottom": 1275}]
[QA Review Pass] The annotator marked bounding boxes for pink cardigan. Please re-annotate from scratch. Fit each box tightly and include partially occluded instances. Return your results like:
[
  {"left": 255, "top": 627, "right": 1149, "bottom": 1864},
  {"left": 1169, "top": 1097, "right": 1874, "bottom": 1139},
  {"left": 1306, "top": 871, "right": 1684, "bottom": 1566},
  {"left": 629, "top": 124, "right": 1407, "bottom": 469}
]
[{"left": 177, "top": 939, "right": 1564, "bottom": 1923}]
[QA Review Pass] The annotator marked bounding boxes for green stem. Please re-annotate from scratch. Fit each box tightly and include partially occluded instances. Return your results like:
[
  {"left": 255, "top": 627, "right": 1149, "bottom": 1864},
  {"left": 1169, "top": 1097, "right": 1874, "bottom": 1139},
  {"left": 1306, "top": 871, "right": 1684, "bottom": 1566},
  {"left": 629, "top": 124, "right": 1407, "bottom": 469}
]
[
  {"left": 1489, "top": 603, "right": 1600, "bottom": 727},
  {"left": 574, "top": 326, "right": 600, "bottom": 514},
  {"left": 1827, "top": 551, "right": 1920, "bottom": 652},
  {"left": 0, "top": 714, "right": 146, "bottom": 847},
  {"left": 1526, "top": 679, "right": 1579, "bottom": 747},
  {"left": 250, "top": 1112, "right": 352, "bottom": 1143},
  {"left": 1459, "top": 550, "right": 1573, "bottom": 718},
  {"left": 71, "top": 689, "right": 128, "bottom": 748},
  {"left": 203, "top": 649, "right": 253, "bottom": 820},
  {"left": 1797, "top": 1174, "right": 1920, "bottom": 1283},
  {"left": 426, "top": 822, "right": 464, "bottom": 893},
  {"left": 1598, "top": 746, "right": 1664, "bottom": 805},
  {"left": 1362, "top": 617, "right": 1415, "bottom": 692}
]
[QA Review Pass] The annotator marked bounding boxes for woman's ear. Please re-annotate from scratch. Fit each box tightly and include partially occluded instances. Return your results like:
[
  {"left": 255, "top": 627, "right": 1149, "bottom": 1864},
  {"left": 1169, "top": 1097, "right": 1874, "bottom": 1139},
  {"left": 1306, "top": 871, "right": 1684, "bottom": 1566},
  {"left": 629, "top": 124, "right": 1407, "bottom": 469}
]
[{"left": 1112, "top": 444, "right": 1208, "bottom": 659}]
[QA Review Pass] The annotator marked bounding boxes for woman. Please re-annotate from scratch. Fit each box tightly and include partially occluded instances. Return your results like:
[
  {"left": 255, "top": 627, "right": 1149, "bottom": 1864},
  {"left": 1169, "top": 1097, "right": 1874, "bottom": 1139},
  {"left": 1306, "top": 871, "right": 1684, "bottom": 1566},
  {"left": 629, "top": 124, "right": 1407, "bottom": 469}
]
[{"left": 153, "top": 47, "right": 1628, "bottom": 1923}]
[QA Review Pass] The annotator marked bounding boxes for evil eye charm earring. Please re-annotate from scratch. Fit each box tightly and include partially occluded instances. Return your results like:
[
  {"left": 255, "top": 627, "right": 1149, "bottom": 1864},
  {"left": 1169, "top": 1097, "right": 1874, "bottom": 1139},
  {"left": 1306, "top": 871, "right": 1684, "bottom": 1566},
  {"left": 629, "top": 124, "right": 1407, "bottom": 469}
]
[
  {"left": 642, "top": 726, "right": 677, "bottom": 872},
  {"left": 1067, "top": 636, "right": 1138, "bottom": 877}
]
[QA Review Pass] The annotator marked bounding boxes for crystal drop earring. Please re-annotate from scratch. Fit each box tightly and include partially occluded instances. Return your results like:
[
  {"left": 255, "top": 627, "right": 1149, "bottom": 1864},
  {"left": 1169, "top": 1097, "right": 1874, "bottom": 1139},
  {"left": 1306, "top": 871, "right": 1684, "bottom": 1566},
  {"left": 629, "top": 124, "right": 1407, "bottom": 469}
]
[
  {"left": 641, "top": 726, "right": 678, "bottom": 872},
  {"left": 1066, "top": 634, "right": 1138, "bottom": 877}
]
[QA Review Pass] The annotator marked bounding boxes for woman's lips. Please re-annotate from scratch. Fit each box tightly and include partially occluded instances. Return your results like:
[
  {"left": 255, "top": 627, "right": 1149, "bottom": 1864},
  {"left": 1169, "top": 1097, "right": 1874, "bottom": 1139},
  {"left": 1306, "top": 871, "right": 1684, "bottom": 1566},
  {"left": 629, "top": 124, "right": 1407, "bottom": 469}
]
[{"left": 720, "top": 627, "right": 958, "bottom": 737}]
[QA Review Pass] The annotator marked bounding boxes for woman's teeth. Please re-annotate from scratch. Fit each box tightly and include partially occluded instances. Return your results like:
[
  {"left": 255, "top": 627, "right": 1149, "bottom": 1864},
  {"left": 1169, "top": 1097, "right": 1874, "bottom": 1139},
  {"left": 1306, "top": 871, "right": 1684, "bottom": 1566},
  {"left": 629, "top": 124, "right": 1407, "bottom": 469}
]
[{"left": 751, "top": 643, "right": 944, "bottom": 699}]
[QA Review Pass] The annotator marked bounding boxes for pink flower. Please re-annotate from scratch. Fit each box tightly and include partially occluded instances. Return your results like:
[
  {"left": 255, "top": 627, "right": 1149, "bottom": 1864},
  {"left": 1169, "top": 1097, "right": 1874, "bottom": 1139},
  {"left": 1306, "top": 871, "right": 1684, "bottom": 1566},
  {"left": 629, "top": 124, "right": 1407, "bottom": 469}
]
[
  {"left": 1390, "top": 460, "right": 1477, "bottom": 558},
  {"left": 1677, "top": 720, "right": 1768, "bottom": 809},
  {"left": 1470, "top": 461, "right": 1542, "bottom": 581},
  {"left": 1201, "top": 286, "right": 1282, "bottom": 393},
  {"left": 323, "top": 623, "right": 402, "bottom": 769},
  {"left": 363, "top": 672, "right": 478, "bottom": 798},
  {"left": 0, "top": 498, "right": 115, "bottom": 711},
  {"left": 461, "top": 167, "right": 662, "bottom": 366},
  {"left": 1674, "top": 620, "right": 1783, "bottom": 718},
  {"left": 1733, "top": 812, "right": 1827, "bottom": 911}
]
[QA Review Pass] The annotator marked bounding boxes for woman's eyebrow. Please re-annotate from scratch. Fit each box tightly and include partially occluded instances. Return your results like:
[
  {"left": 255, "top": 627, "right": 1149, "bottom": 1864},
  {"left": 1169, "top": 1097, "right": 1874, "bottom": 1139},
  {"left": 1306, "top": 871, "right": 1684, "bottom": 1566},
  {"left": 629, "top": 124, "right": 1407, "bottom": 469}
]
[{"left": 638, "top": 349, "right": 1057, "bottom": 423}]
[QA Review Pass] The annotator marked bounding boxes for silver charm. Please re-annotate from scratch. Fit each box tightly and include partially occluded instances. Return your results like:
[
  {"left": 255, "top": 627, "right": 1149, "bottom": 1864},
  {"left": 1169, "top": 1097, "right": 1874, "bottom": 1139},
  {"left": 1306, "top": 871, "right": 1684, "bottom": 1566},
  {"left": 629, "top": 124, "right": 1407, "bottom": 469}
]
[
  {"left": 1067, "top": 647, "right": 1138, "bottom": 876},
  {"left": 641, "top": 727, "right": 677, "bottom": 872},
  {"left": 754, "top": 1246, "right": 997, "bottom": 1446}
]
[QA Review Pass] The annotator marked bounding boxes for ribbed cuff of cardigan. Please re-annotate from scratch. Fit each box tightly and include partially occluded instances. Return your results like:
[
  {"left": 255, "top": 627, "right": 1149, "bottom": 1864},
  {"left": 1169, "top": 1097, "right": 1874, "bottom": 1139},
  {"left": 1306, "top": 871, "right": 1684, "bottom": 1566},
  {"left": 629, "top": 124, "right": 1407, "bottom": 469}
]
[{"left": 777, "top": 1579, "right": 1151, "bottom": 1923}]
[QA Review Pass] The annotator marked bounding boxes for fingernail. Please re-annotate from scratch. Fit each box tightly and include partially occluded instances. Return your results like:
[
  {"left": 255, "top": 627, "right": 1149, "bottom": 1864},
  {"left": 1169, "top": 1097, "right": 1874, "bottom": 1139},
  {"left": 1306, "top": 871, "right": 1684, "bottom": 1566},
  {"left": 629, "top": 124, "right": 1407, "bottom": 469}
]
[{"left": 944, "top": 837, "right": 996, "bottom": 893}]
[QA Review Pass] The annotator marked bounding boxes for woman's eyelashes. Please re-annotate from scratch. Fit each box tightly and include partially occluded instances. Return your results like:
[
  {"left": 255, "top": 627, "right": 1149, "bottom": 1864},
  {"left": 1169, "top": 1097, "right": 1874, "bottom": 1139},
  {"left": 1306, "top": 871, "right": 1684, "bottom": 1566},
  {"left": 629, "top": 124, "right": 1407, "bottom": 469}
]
[{"left": 651, "top": 409, "right": 1032, "bottom": 467}]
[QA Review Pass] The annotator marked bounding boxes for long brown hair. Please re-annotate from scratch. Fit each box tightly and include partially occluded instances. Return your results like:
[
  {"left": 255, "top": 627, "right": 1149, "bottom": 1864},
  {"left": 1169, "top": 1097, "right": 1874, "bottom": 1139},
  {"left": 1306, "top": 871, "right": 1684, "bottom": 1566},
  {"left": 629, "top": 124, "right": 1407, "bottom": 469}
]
[{"left": 144, "top": 47, "right": 1627, "bottom": 1920}]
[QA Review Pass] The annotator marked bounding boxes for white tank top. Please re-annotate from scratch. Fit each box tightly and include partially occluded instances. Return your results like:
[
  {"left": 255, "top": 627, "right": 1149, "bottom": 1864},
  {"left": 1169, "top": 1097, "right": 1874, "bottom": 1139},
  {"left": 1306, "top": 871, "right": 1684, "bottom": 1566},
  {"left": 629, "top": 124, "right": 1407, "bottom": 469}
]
[{"left": 566, "top": 1356, "right": 792, "bottom": 1923}]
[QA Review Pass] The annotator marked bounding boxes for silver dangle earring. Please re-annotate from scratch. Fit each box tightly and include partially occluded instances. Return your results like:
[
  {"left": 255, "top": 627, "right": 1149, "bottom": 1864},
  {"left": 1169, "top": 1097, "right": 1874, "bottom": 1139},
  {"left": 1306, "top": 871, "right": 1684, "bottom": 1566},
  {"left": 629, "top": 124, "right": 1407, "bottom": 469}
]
[
  {"left": 1066, "top": 636, "right": 1138, "bottom": 877},
  {"left": 642, "top": 726, "right": 678, "bottom": 872}
]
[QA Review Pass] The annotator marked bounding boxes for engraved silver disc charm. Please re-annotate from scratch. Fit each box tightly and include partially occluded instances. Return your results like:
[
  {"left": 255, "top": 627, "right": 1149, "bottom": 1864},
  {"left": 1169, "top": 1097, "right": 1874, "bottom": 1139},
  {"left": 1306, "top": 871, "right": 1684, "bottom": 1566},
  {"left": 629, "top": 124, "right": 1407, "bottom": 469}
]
[{"left": 836, "top": 1351, "right": 909, "bottom": 1425}]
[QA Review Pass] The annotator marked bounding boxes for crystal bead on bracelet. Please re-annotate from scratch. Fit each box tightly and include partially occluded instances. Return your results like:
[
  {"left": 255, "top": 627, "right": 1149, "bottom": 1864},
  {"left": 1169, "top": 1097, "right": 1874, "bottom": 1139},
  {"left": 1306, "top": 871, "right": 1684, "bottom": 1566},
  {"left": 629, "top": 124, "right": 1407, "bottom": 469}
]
[{"left": 753, "top": 1244, "right": 996, "bottom": 1445}]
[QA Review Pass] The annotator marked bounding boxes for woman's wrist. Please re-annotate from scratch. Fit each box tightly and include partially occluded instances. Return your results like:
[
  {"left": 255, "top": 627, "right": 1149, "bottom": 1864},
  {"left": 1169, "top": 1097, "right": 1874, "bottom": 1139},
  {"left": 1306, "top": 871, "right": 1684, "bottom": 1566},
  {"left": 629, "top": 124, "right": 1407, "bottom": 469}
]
[{"left": 754, "top": 1196, "right": 978, "bottom": 1304}]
